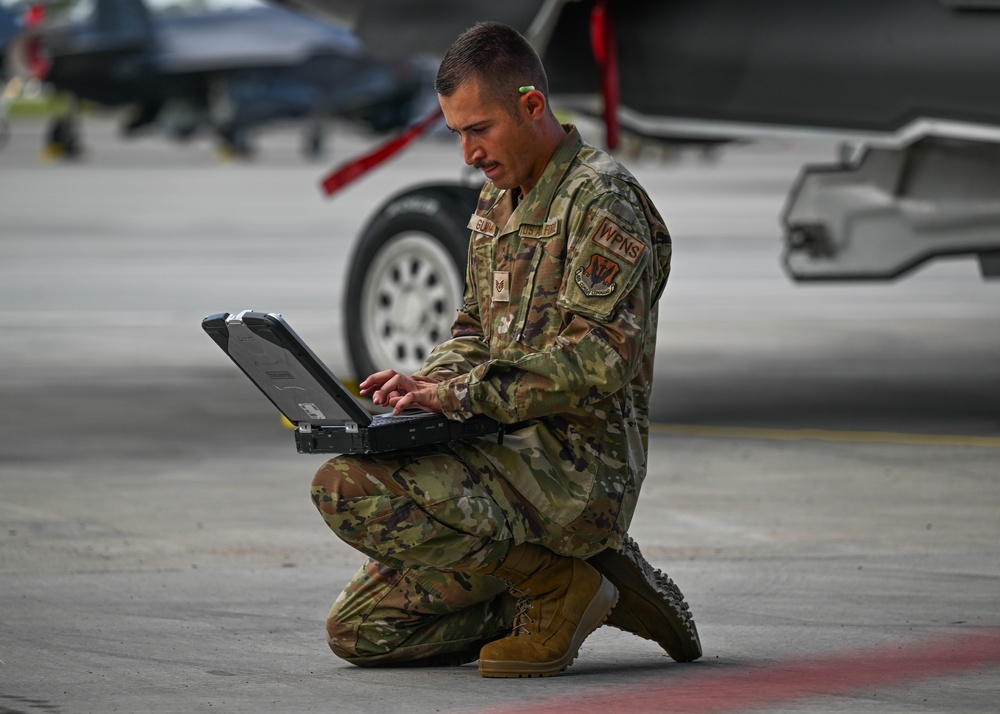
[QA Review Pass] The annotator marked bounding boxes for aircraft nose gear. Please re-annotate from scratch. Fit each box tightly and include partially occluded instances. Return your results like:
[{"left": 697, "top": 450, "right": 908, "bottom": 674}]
[{"left": 45, "top": 112, "right": 83, "bottom": 161}]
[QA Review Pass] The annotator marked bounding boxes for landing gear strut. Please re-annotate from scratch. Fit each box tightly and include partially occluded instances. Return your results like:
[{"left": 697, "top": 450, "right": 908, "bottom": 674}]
[{"left": 45, "top": 104, "right": 83, "bottom": 160}]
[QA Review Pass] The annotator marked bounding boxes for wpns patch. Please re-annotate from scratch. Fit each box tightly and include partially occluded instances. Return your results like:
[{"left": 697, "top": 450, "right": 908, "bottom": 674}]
[
  {"left": 574, "top": 253, "right": 620, "bottom": 297},
  {"left": 594, "top": 216, "right": 646, "bottom": 265}
]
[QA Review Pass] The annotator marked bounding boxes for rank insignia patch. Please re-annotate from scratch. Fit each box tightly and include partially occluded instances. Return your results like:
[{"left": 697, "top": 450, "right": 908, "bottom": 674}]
[
  {"left": 493, "top": 270, "right": 510, "bottom": 303},
  {"left": 575, "top": 254, "right": 620, "bottom": 297}
]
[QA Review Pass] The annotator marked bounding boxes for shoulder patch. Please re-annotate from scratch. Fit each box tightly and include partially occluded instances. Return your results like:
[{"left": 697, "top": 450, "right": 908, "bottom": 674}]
[
  {"left": 593, "top": 216, "right": 646, "bottom": 266},
  {"left": 574, "top": 254, "right": 620, "bottom": 297},
  {"left": 610, "top": 198, "right": 637, "bottom": 225}
]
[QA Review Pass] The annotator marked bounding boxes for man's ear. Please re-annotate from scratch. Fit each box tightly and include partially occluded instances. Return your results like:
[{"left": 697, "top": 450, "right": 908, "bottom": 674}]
[{"left": 522, "top": 90, "right": 547, "bottom": 121}]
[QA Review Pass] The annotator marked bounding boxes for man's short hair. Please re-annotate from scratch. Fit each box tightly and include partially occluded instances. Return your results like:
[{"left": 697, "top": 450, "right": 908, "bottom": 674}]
[{"left": 435, "top": 21, "right": 549, "bottom": 113}]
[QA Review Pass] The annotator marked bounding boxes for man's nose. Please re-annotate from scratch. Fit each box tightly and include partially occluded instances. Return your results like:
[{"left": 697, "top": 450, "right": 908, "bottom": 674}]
[{"left": 462, "top": 136, "right": 484, "bottom": 166}]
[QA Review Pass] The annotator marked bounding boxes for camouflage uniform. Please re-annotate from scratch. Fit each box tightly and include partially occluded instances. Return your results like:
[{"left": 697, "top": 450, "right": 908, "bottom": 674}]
[{"left": 312, "top": 126, "right": 671, "bottom": 664}]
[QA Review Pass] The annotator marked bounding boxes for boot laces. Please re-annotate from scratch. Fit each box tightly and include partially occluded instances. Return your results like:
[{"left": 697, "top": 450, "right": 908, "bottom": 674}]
[{"left": 509, "top": 585, "right": 536, "bottom": 637}]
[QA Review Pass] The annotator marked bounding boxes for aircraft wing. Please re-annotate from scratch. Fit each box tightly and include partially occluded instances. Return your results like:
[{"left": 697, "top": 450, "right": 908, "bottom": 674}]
[
  {"left": 274, "top": 0, "right": 548, "bottom": 59},
  {"left": 153, "top": 6, "right": 366, "bottom": 73}
]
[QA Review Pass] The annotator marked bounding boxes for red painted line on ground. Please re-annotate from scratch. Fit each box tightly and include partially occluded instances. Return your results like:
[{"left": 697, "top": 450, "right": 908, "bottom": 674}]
[{"left": 473, "top": 627, "right": 1000, "bottom": 714}]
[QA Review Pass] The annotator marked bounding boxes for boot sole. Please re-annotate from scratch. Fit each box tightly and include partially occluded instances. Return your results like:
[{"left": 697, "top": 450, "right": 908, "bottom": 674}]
[
  {"left": 478, "top": 575, "right": 619, "bottom": 678},
  {"left": 589, "top": 534, "right": 702, "bottom": 662}
]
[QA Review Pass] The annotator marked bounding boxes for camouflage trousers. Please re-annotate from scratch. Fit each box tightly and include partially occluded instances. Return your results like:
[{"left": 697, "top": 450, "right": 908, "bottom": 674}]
[
  {"left": 309, "top": 440, "right": 605, "bottom": 665},
  {"left": 323, "top": 559, "right": 511, "bottom": 665}
]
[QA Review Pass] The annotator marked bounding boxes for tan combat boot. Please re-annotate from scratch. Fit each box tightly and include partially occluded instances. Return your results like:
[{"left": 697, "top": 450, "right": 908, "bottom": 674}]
[
  {"left": 588, "top": 534, "right": 702, "bottom": 662},
  {"left": 476, "top": 543, "right": 618, "bottom": 678}
]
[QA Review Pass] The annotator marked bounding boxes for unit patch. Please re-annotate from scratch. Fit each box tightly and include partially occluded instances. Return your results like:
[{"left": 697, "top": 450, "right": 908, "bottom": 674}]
[
  {"left": 574, "top": 254, "right": 620, "bottom": 297},
  {"left": 593, "top": 216, "right": 646, "bottom": 265}
]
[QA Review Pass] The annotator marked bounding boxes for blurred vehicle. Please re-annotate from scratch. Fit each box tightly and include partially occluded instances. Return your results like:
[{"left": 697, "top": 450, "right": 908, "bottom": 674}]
[
  {"left": 4, "top": 0, "right": 434, "bottom": 158},
  {"left": 272, "top": 0, "right": 1000, "bottom": 379}
]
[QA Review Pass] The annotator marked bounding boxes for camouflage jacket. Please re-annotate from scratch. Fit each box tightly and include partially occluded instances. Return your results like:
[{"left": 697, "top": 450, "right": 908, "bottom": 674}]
[{"left": 415, "top": 126, "right": 671, "bottom": 553}]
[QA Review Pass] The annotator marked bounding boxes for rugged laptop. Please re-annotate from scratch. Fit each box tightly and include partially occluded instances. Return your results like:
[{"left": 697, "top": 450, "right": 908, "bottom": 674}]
[{"left": 202, "top": 310, "right": 503, "bottom": 454}]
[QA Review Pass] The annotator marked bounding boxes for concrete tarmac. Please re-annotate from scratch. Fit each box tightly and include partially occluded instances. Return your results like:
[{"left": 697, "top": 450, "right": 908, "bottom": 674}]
[{"left": 1, "top": 116, "right": 998, "bottom": 713}]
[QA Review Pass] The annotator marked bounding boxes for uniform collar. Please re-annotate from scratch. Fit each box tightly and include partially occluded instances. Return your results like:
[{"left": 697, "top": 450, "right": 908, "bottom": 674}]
[{"left": 514, "top": 124, "right": 583, "bottom": 225}]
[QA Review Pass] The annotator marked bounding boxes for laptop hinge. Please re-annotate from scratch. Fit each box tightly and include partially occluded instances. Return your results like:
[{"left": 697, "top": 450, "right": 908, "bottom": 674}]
[{"left": 298, "top": 423, "right": 312, "bottom": 434}]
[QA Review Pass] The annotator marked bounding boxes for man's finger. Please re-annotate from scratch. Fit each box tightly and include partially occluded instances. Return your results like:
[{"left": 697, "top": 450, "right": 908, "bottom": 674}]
[
  {"left": 360, "top": 368, "right": 399, "bottom": 393},
  {"left": 390, "top": 392, "right": 411, "bottom": 413},
  {"left": 374, "top": 374, "right": 413, "bottom": 405},
  {"left": 377, "top": 374, "right": 407, "bottom": 396}
]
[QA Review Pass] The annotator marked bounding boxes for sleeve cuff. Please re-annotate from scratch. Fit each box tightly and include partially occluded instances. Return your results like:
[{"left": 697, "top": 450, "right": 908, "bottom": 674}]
[{"left": 436, "top": 376, "right": 474, "bottom": 421}]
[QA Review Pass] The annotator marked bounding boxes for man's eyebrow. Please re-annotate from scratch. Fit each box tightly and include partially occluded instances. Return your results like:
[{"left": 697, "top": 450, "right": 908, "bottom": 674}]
[{"left": 449, "top": 119, "right": 490, "bottom": 133}]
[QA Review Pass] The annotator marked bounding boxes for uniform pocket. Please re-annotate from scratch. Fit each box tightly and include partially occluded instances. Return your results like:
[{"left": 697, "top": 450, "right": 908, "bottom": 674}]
[
  {"left": 508, "top": 238, "right": 542, "bottom": 343},
  {"left": 512, "top": 238, "right": 565, "bottom": 345}
]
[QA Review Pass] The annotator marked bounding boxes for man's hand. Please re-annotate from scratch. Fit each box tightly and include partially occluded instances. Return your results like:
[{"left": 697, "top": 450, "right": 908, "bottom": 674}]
[{"left": 359, "top": 369, "right": 443, "bottom": 415}]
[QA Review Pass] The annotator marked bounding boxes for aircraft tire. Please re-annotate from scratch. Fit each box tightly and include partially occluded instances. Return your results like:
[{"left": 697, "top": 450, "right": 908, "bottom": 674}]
[{"left": 345, "top": 183, "right": 479, "bottom": 380}]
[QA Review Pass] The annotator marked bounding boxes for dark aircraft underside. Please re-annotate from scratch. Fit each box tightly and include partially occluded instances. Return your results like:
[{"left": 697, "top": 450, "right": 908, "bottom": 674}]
[{"left": 281, "top": 0, "right": 1000, "bottom": 282}]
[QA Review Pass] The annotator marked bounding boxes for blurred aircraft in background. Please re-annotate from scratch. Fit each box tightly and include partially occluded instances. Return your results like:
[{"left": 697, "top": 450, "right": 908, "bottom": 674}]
[
  {"left": 0, "top": 3, "right": 22, "bottom": 149},
  {"left": 3, "top": 0, "right": 434, "bottom": 158},
  {"left": 269, "top": 0, "right": 1000, "bottom": 378},
  {"left": 0, "top": 2, "right": 17, "bottom": 59}
]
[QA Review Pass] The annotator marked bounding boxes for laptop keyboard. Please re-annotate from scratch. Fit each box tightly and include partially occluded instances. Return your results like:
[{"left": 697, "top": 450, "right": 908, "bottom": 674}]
[{"left": 370, "top": 410, "right": 439, "bottom": 426}]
